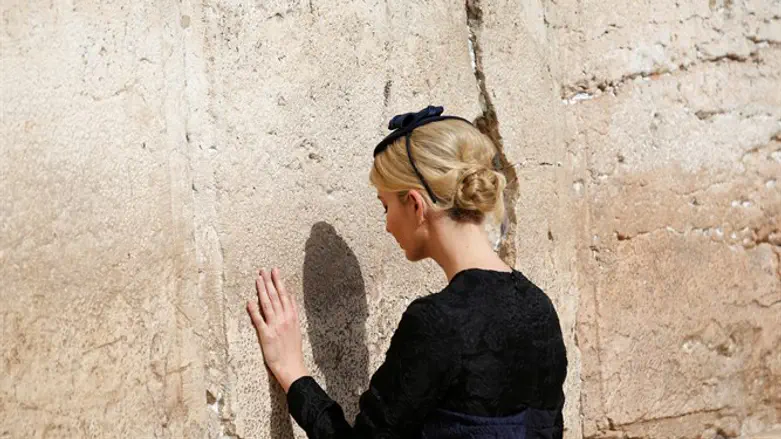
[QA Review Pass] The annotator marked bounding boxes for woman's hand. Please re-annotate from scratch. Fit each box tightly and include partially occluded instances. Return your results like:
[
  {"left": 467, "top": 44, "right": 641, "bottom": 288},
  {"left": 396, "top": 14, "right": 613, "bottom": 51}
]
[{"left": 247, "top": 268, "right": 308, "bottom": 393}]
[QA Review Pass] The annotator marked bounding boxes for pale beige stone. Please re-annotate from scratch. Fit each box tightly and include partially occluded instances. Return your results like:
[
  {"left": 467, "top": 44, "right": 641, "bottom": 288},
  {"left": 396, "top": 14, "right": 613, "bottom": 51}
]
[
  {"left": 1, "top": 1, "right": 205, "bottom": 437},
  {"left": 567, "top": 42, "right": 781, "bottom": 439},
  {"left": 2, "top": 0, "right": 780, "bottom": 438}
]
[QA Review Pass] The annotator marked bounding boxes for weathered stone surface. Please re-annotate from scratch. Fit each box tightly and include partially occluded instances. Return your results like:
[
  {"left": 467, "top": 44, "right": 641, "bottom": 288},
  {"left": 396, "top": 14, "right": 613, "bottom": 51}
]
[
  {"left": 2, "top": 0, "right": 780, "bottom": 438},
  {"left": 565, "top": 37, "right": 781, "bottom": 439},
  {"left": 549, "top": 0, "right": 781, "bottom": 99},
  {"left": 545, "top": 0, "right": 781, "bottom": 435},
  {"left": 1, "top": 1, "right": 205, "bottom": 437}
]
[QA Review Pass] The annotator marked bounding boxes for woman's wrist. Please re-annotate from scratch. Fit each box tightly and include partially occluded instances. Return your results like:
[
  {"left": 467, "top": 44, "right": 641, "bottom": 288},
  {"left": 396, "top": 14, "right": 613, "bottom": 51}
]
[{"left": 277, "top": 364, "right": 309, "bottom": 394}]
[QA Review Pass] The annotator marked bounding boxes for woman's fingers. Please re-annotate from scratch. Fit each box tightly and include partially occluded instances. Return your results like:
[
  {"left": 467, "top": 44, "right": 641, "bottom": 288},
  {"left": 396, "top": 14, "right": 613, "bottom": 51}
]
[
  {"left": 271, "top": 268, "right": 291, "bottom": 311},
  {"left": 247, "top": 300, "right": 267, "bottom": 332},
  {"left": 261, "top": 269, "right": 283, "bottom": 314},
  {"left": 248, "top": 266, "right": 308, "bottom": 392},
  {"left": 256, "top": 272, "right": 275, "bottom": 318},
  {"left": 255, "top": 267, "right": 296, "bottom": 325}
]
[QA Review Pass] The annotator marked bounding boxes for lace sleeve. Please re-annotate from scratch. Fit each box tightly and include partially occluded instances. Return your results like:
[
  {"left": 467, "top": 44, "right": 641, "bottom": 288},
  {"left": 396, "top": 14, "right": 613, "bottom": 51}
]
[{"left": 287, "top": 298, "right": 458, "bottom": 439}]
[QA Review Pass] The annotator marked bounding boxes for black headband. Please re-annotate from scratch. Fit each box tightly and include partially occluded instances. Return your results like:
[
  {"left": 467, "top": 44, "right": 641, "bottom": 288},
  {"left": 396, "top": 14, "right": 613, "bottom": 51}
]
[{"left": 373, "top": 105, "right": 473, "bottom": 204}]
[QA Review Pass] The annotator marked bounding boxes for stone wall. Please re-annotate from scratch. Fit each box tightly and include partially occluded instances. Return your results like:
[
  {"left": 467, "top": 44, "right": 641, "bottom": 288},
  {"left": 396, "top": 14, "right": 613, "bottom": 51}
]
[
  {"left": 1, "top": 0, "right": 778, "bottom": 438},
  {"left": 550, "top": 0, "right": 781, "bottom": 437}
]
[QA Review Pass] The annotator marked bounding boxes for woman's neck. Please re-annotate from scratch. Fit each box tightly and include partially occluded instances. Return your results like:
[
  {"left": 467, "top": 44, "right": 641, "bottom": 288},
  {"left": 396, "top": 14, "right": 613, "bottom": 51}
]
[{"left": 426, "top": 219, "right": 512, "bottom": 282}]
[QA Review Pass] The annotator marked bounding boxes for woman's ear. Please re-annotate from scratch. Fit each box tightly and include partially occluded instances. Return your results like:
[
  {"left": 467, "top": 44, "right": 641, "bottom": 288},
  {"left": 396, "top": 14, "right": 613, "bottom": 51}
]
[{"left": 407, "top": 190, "right": 428, "bottom": 225}]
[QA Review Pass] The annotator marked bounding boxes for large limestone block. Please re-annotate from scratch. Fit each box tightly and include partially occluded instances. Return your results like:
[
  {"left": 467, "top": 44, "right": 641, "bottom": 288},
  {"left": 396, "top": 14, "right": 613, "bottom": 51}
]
[
  {"left": 580, "top": 232, "right": 780, "bottom": 438},
  {"left": 570, "top": 43, "right": 781, "bottom": 438},
  {"left": 1, "top": 1, "right": 205, "bottom": 437},
  {"left": 547, "top": 0, "right": 781, "bottom": 98}
]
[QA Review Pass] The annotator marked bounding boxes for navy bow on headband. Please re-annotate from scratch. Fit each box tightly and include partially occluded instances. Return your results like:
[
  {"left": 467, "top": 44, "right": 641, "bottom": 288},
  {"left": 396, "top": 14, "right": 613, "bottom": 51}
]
[{"left": 373, "top": 105, "right": 473, "bottom": 203}]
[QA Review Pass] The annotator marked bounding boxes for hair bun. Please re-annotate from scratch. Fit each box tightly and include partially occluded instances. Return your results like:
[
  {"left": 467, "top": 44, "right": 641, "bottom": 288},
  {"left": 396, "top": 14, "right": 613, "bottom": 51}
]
[{"left": 453, "top": 166, "right": 505, "bottom": 215}]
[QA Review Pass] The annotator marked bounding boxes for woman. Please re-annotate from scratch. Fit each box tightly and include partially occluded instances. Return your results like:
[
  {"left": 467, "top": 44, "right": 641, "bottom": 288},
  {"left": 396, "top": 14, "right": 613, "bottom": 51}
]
[{"left": 247, "top": 106, "right": 567, "bottom": 439}]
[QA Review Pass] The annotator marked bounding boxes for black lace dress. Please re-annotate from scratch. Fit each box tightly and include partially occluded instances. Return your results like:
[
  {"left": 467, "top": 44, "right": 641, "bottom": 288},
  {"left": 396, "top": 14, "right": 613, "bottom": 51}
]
[{"left": 287, "top": 268, "right": 568, "bottom": 439}]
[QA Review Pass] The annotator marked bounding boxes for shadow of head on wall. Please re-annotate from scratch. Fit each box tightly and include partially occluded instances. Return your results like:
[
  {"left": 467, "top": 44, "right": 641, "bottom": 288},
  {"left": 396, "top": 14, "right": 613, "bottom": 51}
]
[{"left": 303, "top": 221, "right": 370, "bottom": 421}]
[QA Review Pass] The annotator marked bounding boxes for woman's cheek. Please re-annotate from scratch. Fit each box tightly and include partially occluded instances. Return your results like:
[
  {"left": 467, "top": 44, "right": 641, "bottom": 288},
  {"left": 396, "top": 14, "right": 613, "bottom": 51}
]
[
  {"left": 389, "top": 216, "right": 405, "bottom": 248},
  {"left": 385, "top": 215, "right": 397, "bottom": 242}
]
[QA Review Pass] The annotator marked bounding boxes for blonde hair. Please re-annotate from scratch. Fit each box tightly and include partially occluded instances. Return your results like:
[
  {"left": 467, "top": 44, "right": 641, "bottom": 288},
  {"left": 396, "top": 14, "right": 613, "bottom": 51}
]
[{"left": 370, "top": 119, "right": 506, "bottom": 224}]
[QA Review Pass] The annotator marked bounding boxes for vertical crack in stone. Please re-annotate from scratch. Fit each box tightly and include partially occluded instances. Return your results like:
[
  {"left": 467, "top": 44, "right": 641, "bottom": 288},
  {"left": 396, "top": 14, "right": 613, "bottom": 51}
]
[
  {"left": 216, "top": 233, "right": 236, "bottom": 437},
  {"left": 178, "top": 1, "right": 237, "bottom": 435},
  {"left": 466, "top": 0, "right": 519, "bottom": 264}
]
